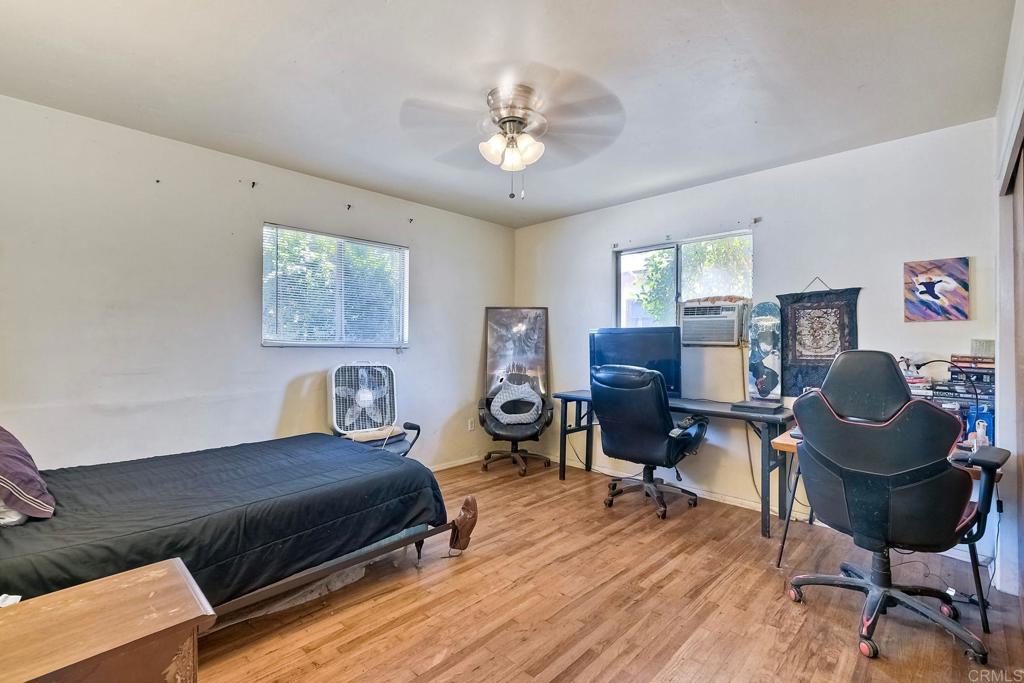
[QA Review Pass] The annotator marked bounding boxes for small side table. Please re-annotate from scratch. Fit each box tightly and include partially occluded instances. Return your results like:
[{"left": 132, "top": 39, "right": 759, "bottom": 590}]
[{"left": 0, "top": 558, "right": 216, "bottom": 682}]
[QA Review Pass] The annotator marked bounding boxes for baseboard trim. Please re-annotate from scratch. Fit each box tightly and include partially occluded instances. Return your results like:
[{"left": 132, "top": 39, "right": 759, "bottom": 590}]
[
  {"left": 565, "top": 459, "right": 815, "bottom": 522},
  {"left": 428, "top": 454, "right": 483, "bottom": 472},
  {"left": 562, "top": 459, "right": 997, "bottom": 566}
]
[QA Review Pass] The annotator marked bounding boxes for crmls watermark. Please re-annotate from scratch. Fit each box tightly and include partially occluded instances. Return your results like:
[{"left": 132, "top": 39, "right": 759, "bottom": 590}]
[{"left": 969, "top": 671, "right": 1024, "bottom": 682}]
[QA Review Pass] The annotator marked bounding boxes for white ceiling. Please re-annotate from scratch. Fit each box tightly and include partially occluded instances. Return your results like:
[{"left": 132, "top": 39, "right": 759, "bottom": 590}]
[{"left": 0, "top": 1, "right": 1013, "bottom": 227}]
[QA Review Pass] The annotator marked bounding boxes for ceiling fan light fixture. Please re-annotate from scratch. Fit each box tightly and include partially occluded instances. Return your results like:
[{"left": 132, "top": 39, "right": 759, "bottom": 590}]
[
  {"left": 478, "top": 132, "right": 507, "bottom": 165},
  {"left": 500, "top": 145, "right": 526, "bottom": 172},
  {"left": 517, "top": 133, "right": 545, "bottom": 165}
]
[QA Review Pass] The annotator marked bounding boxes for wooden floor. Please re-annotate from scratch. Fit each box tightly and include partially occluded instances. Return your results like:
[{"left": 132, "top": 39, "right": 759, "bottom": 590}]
[{"left": 200, "top": 463, "right": 1024, "bottom": 682}]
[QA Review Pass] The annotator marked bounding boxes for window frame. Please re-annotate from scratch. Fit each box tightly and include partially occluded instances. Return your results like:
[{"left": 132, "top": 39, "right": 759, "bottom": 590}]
[
  {"left": 613, "top": 229, "right": 752, "bottom": 327},
  {"left": 261, "top": 222, "right": 410, "bottom": 349}
]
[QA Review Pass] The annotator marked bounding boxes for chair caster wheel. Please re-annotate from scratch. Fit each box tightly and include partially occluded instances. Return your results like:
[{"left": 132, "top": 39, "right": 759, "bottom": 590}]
[
  {"left": 787, "top": 586, "right": 803, "bottom": 603},
  {"left": 940, "top": 603, "right": 960, "bottom": 621},
  {"left": 518, "top": 468, "right": 527, "bottom": 477},
  {"left": 687, "top": 498, "right": 698, "bottom": 508},
  {"left": 965, "top": 649, "right": 987, "bottom": 665},
  {"left": 858, "top": 639, "right": 878, "bottom": 659},
  {"left": 544, "top": 460, "right": 551, "bottom": 468},
  {"left": 481, "top": 463, "right": 488, "bottom": 471},
  {"left": 604, "top": 498, "right": 614, "bottom": 508},
  {"left": 656, "top": 509, "right": 667, "bottom": 520}
]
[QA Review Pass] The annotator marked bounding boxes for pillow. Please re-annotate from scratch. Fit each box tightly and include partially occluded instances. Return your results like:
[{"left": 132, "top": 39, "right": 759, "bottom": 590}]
[
  {"left": 490, "top": 380, "right": 543, "bottom": 425},
  {"left": 0, "top": 426, "right": 55, "bottom": 519}
]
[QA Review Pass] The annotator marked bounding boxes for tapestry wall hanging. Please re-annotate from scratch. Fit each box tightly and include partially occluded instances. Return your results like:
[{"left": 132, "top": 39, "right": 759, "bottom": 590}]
[
  {"left": 777, "top": 287, "right": 861, "bottom": 397},
  {"left": 903, "top": 257, "right": 970, "bottom": 322},
  {"left": 484, "top": 307, "right": 549, "bottom": 397}
]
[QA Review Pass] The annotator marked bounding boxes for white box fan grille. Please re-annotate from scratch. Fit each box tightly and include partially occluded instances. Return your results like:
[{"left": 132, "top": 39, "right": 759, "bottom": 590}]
[{"left": 330, "top": 363, "right": 397, "bottom": 433}]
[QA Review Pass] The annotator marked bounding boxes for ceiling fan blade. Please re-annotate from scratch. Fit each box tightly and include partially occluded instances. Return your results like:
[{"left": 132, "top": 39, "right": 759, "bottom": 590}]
[
  {"left": 399, "top": 98, "right": 485, "bottom": 132},
  {"left": 434, "top": 137, "right": 491, "bottom": 170},
  {"left": 544, "top": 94, "right": 624, "bottom": 120},
  {"left": 534, "top": 135, "right": 593, "bottom": 169},
  {"left": 540, "top": 129, "right": 623, "bottom": 169},
  {"left": 546, "top": 119, "right": 625, "bottom": 138}
]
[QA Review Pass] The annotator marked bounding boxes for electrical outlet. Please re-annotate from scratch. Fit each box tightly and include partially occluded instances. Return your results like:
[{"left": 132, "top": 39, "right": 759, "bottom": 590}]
[{"left": 467, "top": 418, "right": 475, "bottom": 432}]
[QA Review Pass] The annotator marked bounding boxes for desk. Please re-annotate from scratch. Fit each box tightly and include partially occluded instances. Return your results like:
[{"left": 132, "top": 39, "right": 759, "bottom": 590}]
[{"left": 553, "top": 389, "right": 795, "bottom": 537}]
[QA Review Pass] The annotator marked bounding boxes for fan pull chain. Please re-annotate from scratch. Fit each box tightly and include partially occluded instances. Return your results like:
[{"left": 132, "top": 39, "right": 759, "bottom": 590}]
[{"left": 520, "top": 171, "right": 526, "bottom": 200}]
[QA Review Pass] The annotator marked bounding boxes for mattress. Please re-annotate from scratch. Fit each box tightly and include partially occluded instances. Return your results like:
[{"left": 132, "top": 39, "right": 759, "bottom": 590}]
[{"left": 0, "top": 433, "right": 446, "bottom": 605}]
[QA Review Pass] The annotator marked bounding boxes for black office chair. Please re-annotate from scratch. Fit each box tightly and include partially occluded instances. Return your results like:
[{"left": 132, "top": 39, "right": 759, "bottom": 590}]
[
  {"left": 478, "top": 390, "right": 553, "bottom": 476},
  {"left": 590, "top": 365, "right": 708, "bottom": 519},
  {"left": 787, "top": 350, "right": 1008, "bottom": 663}
]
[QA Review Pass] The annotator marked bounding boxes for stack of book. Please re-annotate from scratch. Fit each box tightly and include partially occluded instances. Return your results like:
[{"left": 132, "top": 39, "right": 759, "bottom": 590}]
[{"left": 936, "top": 354, "right": 996, "bottom": 442}]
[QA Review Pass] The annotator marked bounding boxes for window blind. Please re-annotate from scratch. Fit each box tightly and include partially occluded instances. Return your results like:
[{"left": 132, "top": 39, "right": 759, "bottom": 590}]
[{"left": 262, "top": 223, "right": 409, "bottom": 347}]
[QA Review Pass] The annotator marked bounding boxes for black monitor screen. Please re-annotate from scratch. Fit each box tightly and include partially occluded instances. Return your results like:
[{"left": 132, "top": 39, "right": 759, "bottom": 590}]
[{"left": 589, "top": 326, "right": 681, "bottom": 398}]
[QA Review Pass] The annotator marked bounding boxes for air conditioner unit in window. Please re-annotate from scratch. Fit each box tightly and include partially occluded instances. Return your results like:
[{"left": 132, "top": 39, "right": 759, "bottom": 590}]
[{"left": 680, "top": 300, "right": 749, "bottom": 346}]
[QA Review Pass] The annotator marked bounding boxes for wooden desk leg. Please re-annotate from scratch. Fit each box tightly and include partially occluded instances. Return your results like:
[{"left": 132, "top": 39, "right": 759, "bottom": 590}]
[
  {"left": 584, "top": 402, "right": 594, "bottom": 472},
  {"left": 760, "top": 422, "right": 772, "bottom": 538},
  {"left": 559, "top": 400, "right": 568, "bottom": 480}
]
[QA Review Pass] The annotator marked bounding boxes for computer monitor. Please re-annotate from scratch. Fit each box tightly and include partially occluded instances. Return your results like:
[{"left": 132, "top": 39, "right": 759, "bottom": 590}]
[{"left": 588, "top": 326, "right": 682, "bottom": 398}]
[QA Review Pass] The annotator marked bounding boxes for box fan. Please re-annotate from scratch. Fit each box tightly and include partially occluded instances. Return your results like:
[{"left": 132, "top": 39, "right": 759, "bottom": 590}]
[{"left": 329, "top": 362, "right": 397, "bottom": 435}]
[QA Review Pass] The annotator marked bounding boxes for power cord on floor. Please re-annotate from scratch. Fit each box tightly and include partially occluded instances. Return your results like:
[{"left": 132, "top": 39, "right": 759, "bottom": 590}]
[
  {"left": 567, "top": 427, "right": 646, "bottom": 481},
  {"left": 566, "top": 432, "right": 588, "bottom": 468},
  {"left": 888, "top": 558, "right": 975, "bottom": 605}
]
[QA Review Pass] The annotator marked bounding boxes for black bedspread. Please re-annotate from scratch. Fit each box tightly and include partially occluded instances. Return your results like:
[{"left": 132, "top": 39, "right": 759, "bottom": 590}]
[{"left": 0, "top": 433, "right": 446, "bottom": 605}]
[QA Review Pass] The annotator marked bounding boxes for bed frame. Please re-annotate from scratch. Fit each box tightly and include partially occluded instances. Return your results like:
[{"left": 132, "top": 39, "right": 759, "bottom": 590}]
[{"left": 211, "top": 495, "right": 478, "bottom": 620}]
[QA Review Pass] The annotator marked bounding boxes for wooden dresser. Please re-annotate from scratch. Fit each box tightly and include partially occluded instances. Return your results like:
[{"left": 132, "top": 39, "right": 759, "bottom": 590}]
[{"left": 0, "top": 558, "right": 216, "bottom": 682}]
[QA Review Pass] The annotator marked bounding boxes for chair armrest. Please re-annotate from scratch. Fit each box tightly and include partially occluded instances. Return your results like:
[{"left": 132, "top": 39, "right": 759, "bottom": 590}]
[
  {"left": 401, "top": 422, "right": 421, "bottom": 456},
  {"left": 950, "top": 446, "right": 1010, "bottom": 471},
  {"left": 670, "top": 415, "right": 709, "bottom": 448},
  {"left": 953, "top": 446, "right": 1009, "bottom": 545}
]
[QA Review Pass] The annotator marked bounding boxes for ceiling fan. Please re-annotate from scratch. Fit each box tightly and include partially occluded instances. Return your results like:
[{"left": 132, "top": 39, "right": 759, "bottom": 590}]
[{"left": 399, "top": 63, "right": 625, "bottom": 197}]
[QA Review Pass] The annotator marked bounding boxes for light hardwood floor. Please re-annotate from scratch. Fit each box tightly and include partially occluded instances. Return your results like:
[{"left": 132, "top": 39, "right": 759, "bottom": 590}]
[{"left": 200, "top": 462, "right": 1024, "bottom": 682}]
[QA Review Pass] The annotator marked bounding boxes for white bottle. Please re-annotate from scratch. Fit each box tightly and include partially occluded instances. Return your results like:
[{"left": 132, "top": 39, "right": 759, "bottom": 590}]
[{"left": 973, "top": 419, "right": 990, "bottom": 451}]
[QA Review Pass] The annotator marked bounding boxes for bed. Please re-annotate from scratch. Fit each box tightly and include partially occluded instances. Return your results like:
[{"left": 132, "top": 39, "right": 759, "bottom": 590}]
[{"left": 0, "top": 433, "right": 476, "bottom": 612}]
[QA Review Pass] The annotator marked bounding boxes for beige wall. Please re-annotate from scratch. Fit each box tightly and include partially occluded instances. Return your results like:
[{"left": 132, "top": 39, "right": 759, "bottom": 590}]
[
  {"left": 0, "top": 95, "right": 514, "bottom": 470},
  {"left": 0, "top": 92, "right": 1015, "bottom": 593},
  {"left": 515, "top": 119, "right": 1004, "bottom": 572}
]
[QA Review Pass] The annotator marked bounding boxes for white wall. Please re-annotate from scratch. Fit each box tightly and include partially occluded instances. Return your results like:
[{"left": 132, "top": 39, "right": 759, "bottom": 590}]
[
  {"left": 0, "top": 95, "right": 514, "bottom": 470},
  {"left": 515, "top": 119, "right": 1010, "bottom": 582},
  {"left": 995, "top": 0, "right": 1024, "bottom": 599},
  {"left": 1, "top": 93, "right": 1015, "bottom": 592},
  {"left": 997, "top": 0, "right": 1024, "bottom": 191}
]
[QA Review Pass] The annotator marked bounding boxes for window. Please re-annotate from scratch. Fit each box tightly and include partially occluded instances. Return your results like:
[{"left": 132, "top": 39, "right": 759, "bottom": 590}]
[
  {"left": 618, "top": 246, "right": 677, "bottom": 327},
  {"left": 617, "top": 232, "right": 752, "bottom": 327},
  {"left": 262, "top": 223, "right": 409, "bottom": 347}
]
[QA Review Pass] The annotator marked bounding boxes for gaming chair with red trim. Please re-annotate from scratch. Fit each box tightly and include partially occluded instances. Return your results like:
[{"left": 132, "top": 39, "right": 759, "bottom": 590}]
[{"left": 786, "top": 350, "right": 1008, "bottom": 664}]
